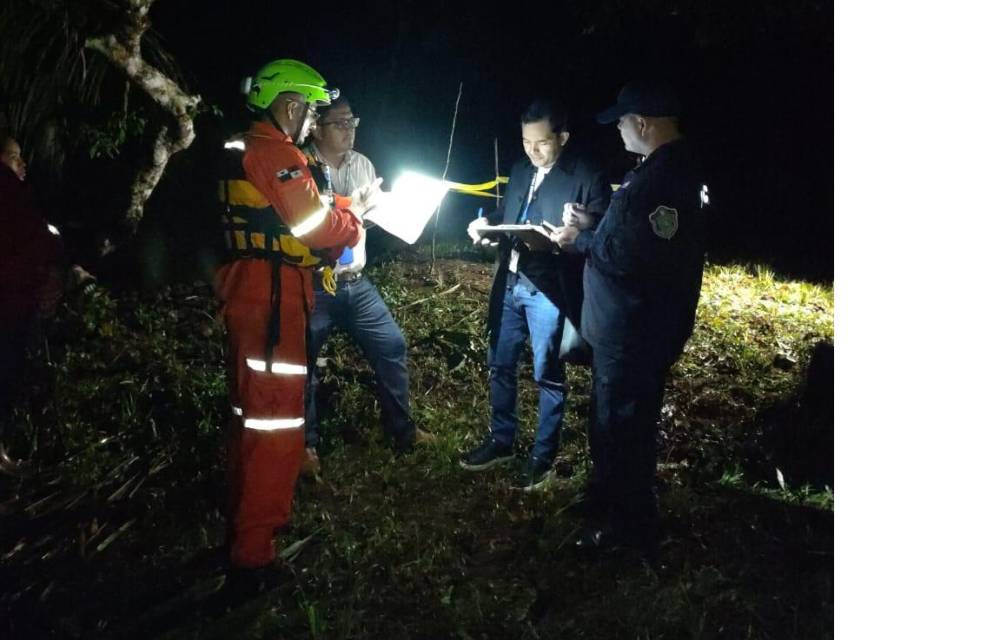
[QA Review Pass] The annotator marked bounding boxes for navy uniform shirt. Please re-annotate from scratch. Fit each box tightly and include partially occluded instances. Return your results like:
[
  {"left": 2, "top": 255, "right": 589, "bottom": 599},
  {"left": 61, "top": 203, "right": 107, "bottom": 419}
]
[{"left": 575, "top": 138, "right": 707, "bottom": 361}]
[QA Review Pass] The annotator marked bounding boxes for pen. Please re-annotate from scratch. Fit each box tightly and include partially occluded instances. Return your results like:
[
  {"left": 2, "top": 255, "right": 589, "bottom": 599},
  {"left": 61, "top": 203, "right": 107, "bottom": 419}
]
[{"left": 476, "top": 207, "right": 488, "bottom": 247}]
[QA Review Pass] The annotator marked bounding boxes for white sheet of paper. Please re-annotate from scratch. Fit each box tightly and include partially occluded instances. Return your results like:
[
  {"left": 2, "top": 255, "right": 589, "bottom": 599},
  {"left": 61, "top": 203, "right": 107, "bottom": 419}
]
[{"left": 364, "top": 171, "right": 449, "bottom": 245}]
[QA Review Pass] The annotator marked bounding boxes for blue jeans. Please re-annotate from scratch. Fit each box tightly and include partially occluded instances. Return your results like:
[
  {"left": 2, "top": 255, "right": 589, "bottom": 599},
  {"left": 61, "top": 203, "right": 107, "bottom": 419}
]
[
  {"left": 305, "top": 276, "right": 413, "bottom": 448},
  {"left": 488, "top": 275, "right": 566, "bottom": 464}
]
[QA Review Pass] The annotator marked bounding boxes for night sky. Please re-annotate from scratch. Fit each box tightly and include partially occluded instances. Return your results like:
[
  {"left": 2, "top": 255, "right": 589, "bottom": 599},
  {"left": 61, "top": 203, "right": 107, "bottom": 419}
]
[{"left": 137, "top": 0, "right": 832, "bottom": 281}]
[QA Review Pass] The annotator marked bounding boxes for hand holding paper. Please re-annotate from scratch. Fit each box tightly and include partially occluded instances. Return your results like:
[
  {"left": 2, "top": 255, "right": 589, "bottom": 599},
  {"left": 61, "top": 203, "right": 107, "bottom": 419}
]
[
  {"left": 467, "top": 216, "right": 497, "bottom": 247},
  {"left": 350, "top": 177, "right": 384, "bottom": 219}
]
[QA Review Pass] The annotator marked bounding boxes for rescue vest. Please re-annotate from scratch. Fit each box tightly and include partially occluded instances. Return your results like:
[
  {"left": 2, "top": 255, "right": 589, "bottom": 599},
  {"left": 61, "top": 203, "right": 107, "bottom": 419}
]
[{"left": 218, "top": 148, "right": 333, "bottom": 268}]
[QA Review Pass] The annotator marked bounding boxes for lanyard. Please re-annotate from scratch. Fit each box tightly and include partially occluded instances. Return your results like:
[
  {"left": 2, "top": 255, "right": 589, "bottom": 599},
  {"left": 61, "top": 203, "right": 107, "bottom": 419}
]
[{"left": 518, "top": 169, "right": 540, "bottom": 223}]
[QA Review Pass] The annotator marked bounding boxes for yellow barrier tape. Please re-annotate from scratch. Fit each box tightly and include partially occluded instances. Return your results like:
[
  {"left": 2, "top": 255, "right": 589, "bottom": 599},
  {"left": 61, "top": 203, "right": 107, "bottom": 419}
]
[
  {"left": 456, "top": 190, "right": 503, "bottom": 198},
  {"left": 443, "top": 176, "right": 509, "bottom": 193},
  {"left": 441, "top": 174, "right": 620, "bottom": 197}
]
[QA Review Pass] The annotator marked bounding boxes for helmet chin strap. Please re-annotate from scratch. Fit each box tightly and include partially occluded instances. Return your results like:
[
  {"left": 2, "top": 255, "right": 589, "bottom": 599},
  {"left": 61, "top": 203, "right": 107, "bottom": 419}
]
[
  {"left": 290, "top": 110, "right": 309, "bottom": 145},
  {"left": 266, "top": 101, "right": 308, "bottom": 143}
]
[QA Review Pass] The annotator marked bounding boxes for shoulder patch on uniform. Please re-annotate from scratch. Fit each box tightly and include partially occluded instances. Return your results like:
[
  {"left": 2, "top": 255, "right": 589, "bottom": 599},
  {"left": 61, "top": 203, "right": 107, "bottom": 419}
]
[
  {"left": 276, "top": 165, "right": 303, "bottom": 182},
  {"left": 649, "top": 206, "right": 679, "bottom": 240}
]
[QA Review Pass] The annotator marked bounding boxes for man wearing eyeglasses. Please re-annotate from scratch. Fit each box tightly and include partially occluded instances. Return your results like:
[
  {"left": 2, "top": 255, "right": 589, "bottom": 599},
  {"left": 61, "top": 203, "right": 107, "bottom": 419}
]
[
  {"left": 216, "top": 59, "right": 367, "bottom": 573},
  {"left": 307, "top": 99, "right": 369, "bottom": 208},
  {"left": 301, "top": 96, "right": 430, "bottom": 474}
]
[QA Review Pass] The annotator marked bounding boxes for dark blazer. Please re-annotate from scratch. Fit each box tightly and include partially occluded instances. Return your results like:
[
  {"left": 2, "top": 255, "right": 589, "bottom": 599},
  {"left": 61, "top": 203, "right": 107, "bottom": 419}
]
[{"left": 486, "top": 150, "right": 611, "bottom": 347}]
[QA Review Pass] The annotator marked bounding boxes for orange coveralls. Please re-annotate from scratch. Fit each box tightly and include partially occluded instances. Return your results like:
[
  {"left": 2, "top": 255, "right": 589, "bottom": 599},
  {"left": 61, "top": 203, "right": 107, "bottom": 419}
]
[{"left": 215, "top": 121, "right": 360, "bottom": 568}]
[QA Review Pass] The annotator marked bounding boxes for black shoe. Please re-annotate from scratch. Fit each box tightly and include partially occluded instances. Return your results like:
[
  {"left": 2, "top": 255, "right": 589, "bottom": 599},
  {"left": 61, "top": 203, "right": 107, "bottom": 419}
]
[
  {"left": 574, "top": 523, "right": 620, "bottom": 554},
  {"left": 564, "top": 482, "right": 611, "bottom": 519},
  {"left": 574, "top": 517, "right": 660, "bottom": 559},
  {"left": 458, "top": 439, "right": 514, "bottom": 471},
  {"left": 511, "top": 456, "right": 554, "bottom": 491},
  {"left": 186, "top": 562, "right": 293, "bottom": 621},
  {"left": 392, "top": 435, "right": 415, "bottom": 456},
  {"left": 181, "top": 545, "right": 231, "bottom": 575},
  {"left": 224, "top": 562, "right": 293, "bottom": 600}
]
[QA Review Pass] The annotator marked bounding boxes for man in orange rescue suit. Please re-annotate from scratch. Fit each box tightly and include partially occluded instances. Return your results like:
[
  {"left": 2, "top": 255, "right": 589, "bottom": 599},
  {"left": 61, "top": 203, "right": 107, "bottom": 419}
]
[{"left": 216, "top": 59, "right": 372, "bottom": 571}]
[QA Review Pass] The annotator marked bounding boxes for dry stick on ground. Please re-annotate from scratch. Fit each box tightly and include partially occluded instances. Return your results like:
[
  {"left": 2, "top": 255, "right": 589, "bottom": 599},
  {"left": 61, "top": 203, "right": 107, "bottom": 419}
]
[
  {"left": 398, "top": 283, "right": 462, "bottom": 311},
  {"left": 441, "top": 307, "right": 481, "bottom": 331},
  {"left": 84, "top": 0, "right": 200, "bottom": 229},
  {"left": 430, "top": 81, "right": 463, "bottom": 271}
]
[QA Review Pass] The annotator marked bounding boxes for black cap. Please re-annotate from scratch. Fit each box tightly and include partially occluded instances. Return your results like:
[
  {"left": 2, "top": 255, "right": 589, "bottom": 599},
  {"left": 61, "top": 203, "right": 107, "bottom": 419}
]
[{"left": 595, "top": 81, "right": 682, "bottom": 124}]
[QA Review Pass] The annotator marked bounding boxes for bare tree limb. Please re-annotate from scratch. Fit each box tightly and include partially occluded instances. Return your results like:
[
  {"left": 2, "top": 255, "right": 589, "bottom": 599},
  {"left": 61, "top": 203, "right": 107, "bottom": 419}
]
[{"left": 83, "top": 0, "right": 200, "bottom": 227}]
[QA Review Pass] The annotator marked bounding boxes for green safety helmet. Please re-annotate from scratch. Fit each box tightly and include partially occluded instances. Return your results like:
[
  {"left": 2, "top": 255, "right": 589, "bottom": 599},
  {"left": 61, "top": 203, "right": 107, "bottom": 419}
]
[{"left": 242, "top": 59, "right": 339, "bottom": 111}]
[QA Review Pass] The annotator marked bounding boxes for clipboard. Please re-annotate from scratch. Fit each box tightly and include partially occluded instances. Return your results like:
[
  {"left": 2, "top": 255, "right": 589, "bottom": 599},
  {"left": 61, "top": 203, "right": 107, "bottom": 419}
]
[{"left": 477, "top": 222, "right": 559, "bottom": 252}]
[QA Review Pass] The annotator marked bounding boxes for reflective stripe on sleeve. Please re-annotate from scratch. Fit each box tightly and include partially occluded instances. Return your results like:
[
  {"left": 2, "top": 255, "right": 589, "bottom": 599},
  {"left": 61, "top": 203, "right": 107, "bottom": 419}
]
[{"left": 290, "top": 205, "right": 328, "bottom": 237}]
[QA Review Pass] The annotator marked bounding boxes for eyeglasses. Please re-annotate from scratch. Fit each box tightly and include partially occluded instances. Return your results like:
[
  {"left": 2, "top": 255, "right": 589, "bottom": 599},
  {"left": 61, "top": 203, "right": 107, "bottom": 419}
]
[{"left": 318, "top": 116, "right": 360, "bottom": 130}]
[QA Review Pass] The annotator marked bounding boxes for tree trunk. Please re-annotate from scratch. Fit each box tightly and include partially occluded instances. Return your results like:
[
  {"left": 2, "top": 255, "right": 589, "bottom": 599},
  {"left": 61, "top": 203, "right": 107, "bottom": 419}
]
[{"left": 84, "top": 0, "right": 200, "bottom": 228}]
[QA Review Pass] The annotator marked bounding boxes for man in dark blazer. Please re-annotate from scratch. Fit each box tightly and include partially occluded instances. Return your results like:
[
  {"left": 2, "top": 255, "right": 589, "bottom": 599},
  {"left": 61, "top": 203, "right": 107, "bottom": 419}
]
[{"left": 461, "top": 99, "right": 611, "bottom": 490}]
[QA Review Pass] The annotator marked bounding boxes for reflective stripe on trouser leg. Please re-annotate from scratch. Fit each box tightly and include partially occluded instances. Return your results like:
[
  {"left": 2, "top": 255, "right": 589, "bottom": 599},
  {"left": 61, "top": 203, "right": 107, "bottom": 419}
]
[
  {"left": 232, "top": 407, "right": 305, "bottom": 431},
  {"left": 222, "top": 264, "right": 311, "bottom": 568},
  {"left": 245, "top": 358, "right": 308, "bottom": 376}
]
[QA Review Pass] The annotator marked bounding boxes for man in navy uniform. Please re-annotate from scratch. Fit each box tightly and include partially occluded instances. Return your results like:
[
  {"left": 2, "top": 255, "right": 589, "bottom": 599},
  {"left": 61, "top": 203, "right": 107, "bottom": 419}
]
[
  {"left": 463, "top": 99, "right": 611, "bottom": 490},
  {"left": 554, "top": 81, "right": 708, "bottom": 552}
]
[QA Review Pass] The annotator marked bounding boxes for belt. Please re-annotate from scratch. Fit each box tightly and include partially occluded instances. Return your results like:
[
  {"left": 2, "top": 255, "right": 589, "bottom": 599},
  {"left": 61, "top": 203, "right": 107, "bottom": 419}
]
[
  {"left": 336, "top": 271, "right": 363, "bottom": 283},
  {"left": 313, "top": 269, "right": 364, "bottom": 290}
]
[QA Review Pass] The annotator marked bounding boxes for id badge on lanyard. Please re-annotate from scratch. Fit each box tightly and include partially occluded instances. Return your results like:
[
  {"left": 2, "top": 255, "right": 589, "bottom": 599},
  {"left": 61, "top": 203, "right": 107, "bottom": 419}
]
[{"left": 510, "top": 169, "right": 541, "bottom": 273}]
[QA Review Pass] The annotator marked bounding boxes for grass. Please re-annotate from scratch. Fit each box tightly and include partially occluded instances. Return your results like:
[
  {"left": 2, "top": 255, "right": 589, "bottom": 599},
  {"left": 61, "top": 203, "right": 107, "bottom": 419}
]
[{"left": 1, "top": 244, "right": 833, "bottom": 639}]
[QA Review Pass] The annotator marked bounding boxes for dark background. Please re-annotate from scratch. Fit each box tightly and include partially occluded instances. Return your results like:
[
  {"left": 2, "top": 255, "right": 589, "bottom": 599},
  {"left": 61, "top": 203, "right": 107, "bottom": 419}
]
[{"left": 57, "top": 0, "right": 833, "bottom": 285}]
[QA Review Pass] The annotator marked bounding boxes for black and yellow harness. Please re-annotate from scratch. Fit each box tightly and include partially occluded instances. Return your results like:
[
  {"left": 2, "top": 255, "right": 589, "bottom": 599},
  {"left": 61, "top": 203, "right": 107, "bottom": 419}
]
[
  {"left": 219, "top": 175, "right": 325, "bottom": 265},
  {"left": 218, "top": 147, "right": 339, "bottom": 287}
]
